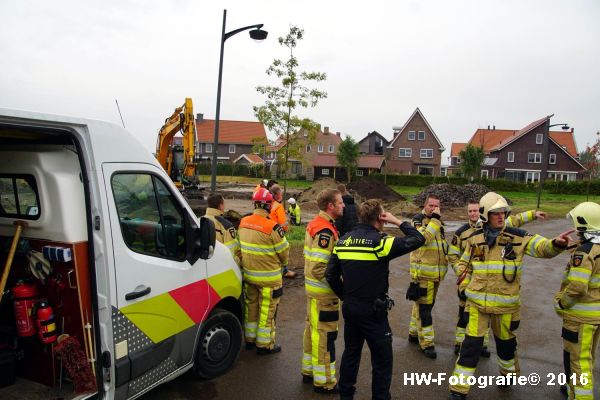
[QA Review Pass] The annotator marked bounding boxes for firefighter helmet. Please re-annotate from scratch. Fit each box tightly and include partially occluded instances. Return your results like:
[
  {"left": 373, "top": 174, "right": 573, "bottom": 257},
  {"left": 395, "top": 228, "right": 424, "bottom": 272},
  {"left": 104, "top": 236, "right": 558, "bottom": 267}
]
[
  {"left": 567, "top": 202, "right": 600, "bottom": 232},
  {"left": 253, "top": 187, "right": 273, "bottom": 204},
  {"left": 479, "top": 192, "right": 511, "bottom": 222}
]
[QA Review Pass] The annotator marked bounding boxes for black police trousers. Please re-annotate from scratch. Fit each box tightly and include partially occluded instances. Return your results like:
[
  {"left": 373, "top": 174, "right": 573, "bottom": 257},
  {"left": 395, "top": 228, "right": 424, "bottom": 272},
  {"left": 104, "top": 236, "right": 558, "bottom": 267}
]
[{"left": 339, "top": 299, "right": 393, "bottom": 400}]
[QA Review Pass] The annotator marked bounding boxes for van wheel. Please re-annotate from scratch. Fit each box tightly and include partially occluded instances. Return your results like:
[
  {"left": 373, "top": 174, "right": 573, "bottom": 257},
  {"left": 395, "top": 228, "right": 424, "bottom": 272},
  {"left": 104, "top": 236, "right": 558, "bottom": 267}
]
[{"left": 194, "top": 308, "right": 242, "bottom": 379}]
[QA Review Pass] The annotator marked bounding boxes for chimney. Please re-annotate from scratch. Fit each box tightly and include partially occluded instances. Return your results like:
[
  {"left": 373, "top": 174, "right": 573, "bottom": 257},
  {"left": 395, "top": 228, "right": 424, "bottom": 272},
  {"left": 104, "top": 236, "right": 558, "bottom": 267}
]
[
  {"left": 487, "top": 125, "right": 490, "bottom": 129},
  {"left": 336, "top": 132, "right": 341, "bottom": 137},
  {"left": 493, "top": 125, "right": 495, "bottom": 130},
  {"left": 196, "top": 113, "right": 204, "bottom": 122},
  {"left": 324, "top": 126, "right": 329, "bottom": 134},
  {"left": 392, "top": 125, "right": 403, "bottom": 137}
]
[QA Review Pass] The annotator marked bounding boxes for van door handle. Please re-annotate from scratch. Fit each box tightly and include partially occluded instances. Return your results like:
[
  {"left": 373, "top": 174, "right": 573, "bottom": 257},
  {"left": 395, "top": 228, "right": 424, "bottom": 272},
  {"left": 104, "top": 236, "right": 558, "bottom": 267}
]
[{"left": 125, "top": 286, "right": 151, "bottom": 301}]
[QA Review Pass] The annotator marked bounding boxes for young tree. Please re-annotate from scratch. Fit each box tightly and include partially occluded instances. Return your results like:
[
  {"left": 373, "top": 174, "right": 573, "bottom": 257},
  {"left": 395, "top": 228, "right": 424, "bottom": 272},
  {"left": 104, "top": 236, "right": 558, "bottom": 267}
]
[
  {"left": 459, "top": 144, "right": 486, "bottom": 181},
  {"left": 337, "top": 137, "right": 360, "bottom": 182},
  {"left": 580, "top": 132, "right": 600, "bottom": 199},
  {"left": 253, "top": 25, "right": 327, "bottom": 197}
]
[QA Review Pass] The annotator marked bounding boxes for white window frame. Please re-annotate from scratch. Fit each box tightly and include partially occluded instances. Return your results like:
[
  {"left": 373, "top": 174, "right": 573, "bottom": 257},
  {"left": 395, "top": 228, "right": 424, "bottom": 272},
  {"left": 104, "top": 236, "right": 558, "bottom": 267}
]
[
  {"left": 536, "top": 133, "right": 543, "bottom": 144},
  {"left": 306, "top": 144, "right": 311, "bottom": 153},
  {"left": 408, "top": 131, "right": 416, "bottom": 141},
  {"left": 328, "top": 144, "right": 334, "bottom": 153},
  {"left": 481, "top": 170, "right": 489, "bottom": 179},
  {"left": 549, "top": 153, "right": 557, "bottom": 164},
  {"left": 420, "top": 148, "right": 433, "bottom": 159},
  {"left": 526, "top": 171, "right": 540, "bottom": 183},
  {"left": 205, "top": 143, "right": 213, "bottom": 154},
  {"left": 507, "top": 152, "right": 514, "bottom": 163},
  {"left": 457, "top": 157, "right": 462, "bottom": 164},
  {"left": 228, "top": 144, "right": 236, "bottom": 154},
  {"left": 399, "top": 148, "right": 412, "bottom": 158},
  {"left": 417, "top": 131, "right": 425, "bottom": 140},
  {"left": 318, "top": 143, "right": 324, "bottom": 153},
  {"left": 528, "top": 152, "right": 542, "bottom": 163},
  {"left": 198, "top": 143, "right": 202, "bottom": 153},
  {"left": 321, "top": 168, "right": 329, "bottom": 176},
  {"left": 356, "top": 169, "right": 364, "bottom": 177}
]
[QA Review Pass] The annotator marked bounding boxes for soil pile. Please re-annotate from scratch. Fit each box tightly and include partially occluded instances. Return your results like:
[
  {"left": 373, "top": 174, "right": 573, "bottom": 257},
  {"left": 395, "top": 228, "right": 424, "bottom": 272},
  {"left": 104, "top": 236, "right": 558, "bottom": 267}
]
[
  {"left": 298, "top": 178, "right": 339, "bottom": 202},
  {"left": 413, "top": 183, "right": 511, "bottom": 207},
  {"left": 348, "top": 179, "right": 406, "bottom": 202}
]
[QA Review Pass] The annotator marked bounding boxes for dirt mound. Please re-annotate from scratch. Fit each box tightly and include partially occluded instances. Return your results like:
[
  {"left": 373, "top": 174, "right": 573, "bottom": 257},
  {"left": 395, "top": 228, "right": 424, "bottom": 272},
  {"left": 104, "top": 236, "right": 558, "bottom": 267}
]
[
  {"left": 413, "top": 183, "right": 511, "bottom": 208},
  {"left": 348, "top": 178, "right": 406, "bottom": 202},
  {"left": 298, "top": 178, "right": 339, "bottom": 202}
]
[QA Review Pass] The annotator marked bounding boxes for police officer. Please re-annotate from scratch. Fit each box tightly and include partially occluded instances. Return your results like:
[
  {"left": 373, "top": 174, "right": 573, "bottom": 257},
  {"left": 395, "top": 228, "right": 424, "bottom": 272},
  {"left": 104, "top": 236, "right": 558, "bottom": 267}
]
[
  {"left": 238, "top": 188, "right": 290, "bottom": 354},
  {"left": 204, "top": 194, "right": 241, "bottom": 266},
  {"left": 326, "top": 199, "right": 425, "bottom": 400},
  {"left": 447, "top": 200, "right": 547, "bottom": 356},
  {"left": 449, "top": 192, "right": 572, "bottom": 399},
  {"left": 301, "top": 189, "right": 344, "bottom": 394},
  {"left": 555, "top": 202, "right": 600, "bottom": 399}
]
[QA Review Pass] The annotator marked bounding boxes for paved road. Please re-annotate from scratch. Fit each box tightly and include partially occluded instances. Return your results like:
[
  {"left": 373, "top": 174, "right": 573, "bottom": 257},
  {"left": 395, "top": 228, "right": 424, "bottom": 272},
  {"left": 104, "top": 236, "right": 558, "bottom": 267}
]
[{"left": 143, "top": 218, "right": 600, "bottom": 399}]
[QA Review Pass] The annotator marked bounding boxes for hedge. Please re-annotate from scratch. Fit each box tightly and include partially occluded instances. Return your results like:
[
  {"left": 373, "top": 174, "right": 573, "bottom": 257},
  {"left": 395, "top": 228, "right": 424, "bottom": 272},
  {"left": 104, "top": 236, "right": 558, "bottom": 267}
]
[{"left": 196, "top": 163, "right": 269, "bottom": 178}]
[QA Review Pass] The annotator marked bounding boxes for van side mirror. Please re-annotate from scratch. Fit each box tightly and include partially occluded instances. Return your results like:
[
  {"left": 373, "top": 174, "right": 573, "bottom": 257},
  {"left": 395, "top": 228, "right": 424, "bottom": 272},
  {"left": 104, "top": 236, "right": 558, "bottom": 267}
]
[{"left": 185, "top": 214, "right": 216, "bottom": 264}]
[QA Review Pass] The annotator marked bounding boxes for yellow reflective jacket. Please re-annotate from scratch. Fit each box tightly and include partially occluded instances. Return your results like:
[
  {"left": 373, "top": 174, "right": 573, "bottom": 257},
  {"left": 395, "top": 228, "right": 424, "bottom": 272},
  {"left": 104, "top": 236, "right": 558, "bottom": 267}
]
[
  {"left": 448, "top": 210, "right": 537, "bottom": 275},
  {"left": 409, "top": 211, "right": 448, "bottom": 282},
  {"left": 457, "top": 225, "right": 564, "bottom": 314},
  {"left": 238, "top": 209, "right": 289, "bottom": 288},
  {"left": 303, "top": 211, "right": 338, "bottom": 299},
  {"left": 555, "top": 241, "right": 600, "bottom": 324},
  {"left": 205, "top": 207, "right": 241, "bottom": 266},
  {"left": 288, "top": 204, "right": 301, "bottom": 224}
]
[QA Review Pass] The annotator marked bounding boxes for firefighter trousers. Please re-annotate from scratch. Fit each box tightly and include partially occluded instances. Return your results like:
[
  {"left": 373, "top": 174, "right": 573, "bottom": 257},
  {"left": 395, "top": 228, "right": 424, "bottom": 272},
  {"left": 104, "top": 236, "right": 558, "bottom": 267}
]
[
  {"left": 455, "top": 299, "right": 489, "bottom": 348},
  {"left": 243, "top": 282, "right": 282, "bottom": 349},
  {"left": 562, "top": 319, "right": 600, "bottom": 399},
  {"left": 450, "top": 304, "right": 520, "bottom": 395},
  {"left": 339, "top": 299, "right": 393, "bottom": 400},
  {"left": 301, "top": 296, "right": 339, "bottom": 389},
  {"left": 409, "top": 280, "right": 439, "bottom": 349}
]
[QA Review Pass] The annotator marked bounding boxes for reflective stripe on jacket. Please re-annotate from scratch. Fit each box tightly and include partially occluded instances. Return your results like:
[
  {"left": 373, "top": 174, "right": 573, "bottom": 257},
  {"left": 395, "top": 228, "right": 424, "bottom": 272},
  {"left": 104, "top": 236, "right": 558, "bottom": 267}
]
[
  {"left": 409, "top": 212, "right": 448, "bottom": 281},
  {"left": 288, "top": 204, "right": 301, "bottom": 224},
  {"left": 304, "top": 211, "right": 338, "bottom": 299},
  {"left": 239, "top": 209, "right": 289, "bottom": 287},
  {"left": 205, "top": 207, "right": 241, "bottom": 266}
]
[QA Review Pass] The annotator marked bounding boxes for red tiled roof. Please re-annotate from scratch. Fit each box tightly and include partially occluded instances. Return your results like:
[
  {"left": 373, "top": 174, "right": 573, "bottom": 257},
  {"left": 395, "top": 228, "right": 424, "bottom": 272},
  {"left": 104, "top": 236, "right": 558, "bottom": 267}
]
[
  {"left": 234, "top": 153, "right": 265, "bottom": 164},
  {"left": 549, "top": 131, "right": 578, "bottom": 157},
  {"left": 196, "top": 119, "right": 267, "bottom": 145},
  {"left": 359, "top": 155, "right": 386, "bottom": 169},
  {"left": 312, "top": 154, "right": 338, "bottom": 167},
  {"left": 312, "top": 154, "right": 385, "bottom": 169},
  {"left": 450, "top": 143, "right": 467, "bottom": 157},
  {"left": 467, "top": 129, "right": 519, "bottom": 153}
]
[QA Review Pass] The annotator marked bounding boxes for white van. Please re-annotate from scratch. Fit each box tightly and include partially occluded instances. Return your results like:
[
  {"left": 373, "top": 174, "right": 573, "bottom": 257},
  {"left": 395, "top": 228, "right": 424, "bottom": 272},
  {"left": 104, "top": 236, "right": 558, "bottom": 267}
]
[{"left": 0, "top": 109, "right": 243, "bottom": 399}]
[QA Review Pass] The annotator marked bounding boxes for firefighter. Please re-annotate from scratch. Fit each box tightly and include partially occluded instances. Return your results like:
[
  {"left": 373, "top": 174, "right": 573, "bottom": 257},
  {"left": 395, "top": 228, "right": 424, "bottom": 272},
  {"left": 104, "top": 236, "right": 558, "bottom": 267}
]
[
  {"left": 238, "top": 188, "right": 290, "bottom": 354},
  {"left": 449, "top": 192, "right": 573, "bottom": 399},
  {"left": 270, "top": 184, "right": 296, "bottom": 279},
  {"left": 555, "top": 202, "right": 600, "bottom": 399},
  {"left": 448, "top": 200, "right": 547, "bottom": 356},
  {"left": 204, "top": 194, "right": 241, "bottom": 266},
  {"left": 408, "top": 194, "right": 447, "bottom": 359},
  {"left": 301, "top": 189, "right": 344, "bottom": 394},
  {"left": 287, "top": 197, "right": 302, "bottom": 225},
  {"left": 254, "top": 179, "right": 269, "bottom": 193},
  {"left": 326, "top": 199, "right": 425, "bottom": 400}
]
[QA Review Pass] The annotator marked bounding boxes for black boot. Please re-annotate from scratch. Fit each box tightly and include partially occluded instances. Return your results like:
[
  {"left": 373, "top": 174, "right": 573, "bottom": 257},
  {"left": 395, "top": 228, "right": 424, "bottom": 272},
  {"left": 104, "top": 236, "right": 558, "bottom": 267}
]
[
  {"left": 449, "top": 391, "right": 467, "bottom": 400},
  {"left": 480, "top": 347, "right": 490, "bottom": 358},
  {"left": 313, "top": 384, "right": 339, "bottom": 395},
  {"left": 256, "top": 344, "right": 281, "bottom": 355},
  {"left": 422, "top": 346, "right": 437, "bottom": 359}
]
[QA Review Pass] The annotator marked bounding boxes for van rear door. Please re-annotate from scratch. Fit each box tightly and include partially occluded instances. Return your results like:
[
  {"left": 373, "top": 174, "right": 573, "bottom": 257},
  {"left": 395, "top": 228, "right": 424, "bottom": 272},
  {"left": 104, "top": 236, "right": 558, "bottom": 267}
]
[{"left": 101, "top": 162, "right": 209, "bottom": 398}]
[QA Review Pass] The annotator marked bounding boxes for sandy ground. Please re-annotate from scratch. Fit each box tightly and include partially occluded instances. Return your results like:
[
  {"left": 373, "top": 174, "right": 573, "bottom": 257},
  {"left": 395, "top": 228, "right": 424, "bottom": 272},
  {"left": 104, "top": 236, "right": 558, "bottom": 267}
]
[{"left": 144, "top": 217, "right": 600, "bottom": 400}]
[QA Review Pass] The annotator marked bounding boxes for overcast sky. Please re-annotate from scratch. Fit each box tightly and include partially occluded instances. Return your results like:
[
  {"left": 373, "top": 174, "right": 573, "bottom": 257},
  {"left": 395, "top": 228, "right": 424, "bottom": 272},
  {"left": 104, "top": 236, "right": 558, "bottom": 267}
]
[{"left": 1, "top": 0, "right": 598, "bottom": 162}]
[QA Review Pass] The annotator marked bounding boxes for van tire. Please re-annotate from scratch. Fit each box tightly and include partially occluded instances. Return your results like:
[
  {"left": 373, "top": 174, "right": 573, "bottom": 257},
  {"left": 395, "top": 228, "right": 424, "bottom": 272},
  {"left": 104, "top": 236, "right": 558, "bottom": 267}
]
[{"left": 194, "top": 308, "right": 242, "bottom": 379}]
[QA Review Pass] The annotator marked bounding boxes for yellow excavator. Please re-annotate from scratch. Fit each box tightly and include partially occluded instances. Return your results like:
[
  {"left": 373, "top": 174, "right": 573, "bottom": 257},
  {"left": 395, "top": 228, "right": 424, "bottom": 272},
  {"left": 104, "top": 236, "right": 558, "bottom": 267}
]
[{"left": 156, "top": 98, "right": 197, "bottom": 189}]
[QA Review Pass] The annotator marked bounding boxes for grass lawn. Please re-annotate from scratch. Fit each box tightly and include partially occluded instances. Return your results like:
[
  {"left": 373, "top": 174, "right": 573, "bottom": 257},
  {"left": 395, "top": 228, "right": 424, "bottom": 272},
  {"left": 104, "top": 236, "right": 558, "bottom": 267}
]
[
  {"left": 286, "top": 224, "right": 307, "bottom": 244},
  {"left": 197, "top": 175, "right": 312, "bottom": 189}
]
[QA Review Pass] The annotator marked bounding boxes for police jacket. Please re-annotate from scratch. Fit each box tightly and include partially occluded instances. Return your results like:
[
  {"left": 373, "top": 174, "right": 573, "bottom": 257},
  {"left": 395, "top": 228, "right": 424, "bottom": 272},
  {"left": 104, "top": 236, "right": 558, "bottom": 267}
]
[
  {"left": 205, "top": 207, "right": 241, "bottom": 266},
  {"left": 409, "top": 212, "right": 448, "bottom": 282},
  {"left": 239, "top": 208, "right": 290, "bottom": 288},
  {"left": 555, "top": 241, "right": 600, "bottom": 324},
  {"left": 457, "top": 225, "right": 565, "bottom": 314},
  {"left": 447, "top": 210, "right": 538, "bottom": 275},
  {"left": 325, "top": 222, "right": 425, "bottom": 302},
  {"left": 304, "top": 211, "right": 339, "bottom": 300},
  {"left": 335, "top": 194, "right": 358, "bottom": 236}
]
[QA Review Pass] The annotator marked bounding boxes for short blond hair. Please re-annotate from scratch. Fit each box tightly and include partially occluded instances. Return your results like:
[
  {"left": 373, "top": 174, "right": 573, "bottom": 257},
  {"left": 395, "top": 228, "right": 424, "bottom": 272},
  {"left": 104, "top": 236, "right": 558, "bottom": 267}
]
[{"left": 317, "top": 189, "right": 341, "bottom": 211}]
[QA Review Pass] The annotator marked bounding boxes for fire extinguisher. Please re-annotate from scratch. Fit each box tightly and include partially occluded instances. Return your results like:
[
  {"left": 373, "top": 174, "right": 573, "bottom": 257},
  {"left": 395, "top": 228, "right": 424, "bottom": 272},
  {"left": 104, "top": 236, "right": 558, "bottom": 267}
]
[
  {"left": 11, "top": 280, "right": 39, "bottom": 337},
  {"left": 35, "top": 299, "right": 58, "bottom": 344}
]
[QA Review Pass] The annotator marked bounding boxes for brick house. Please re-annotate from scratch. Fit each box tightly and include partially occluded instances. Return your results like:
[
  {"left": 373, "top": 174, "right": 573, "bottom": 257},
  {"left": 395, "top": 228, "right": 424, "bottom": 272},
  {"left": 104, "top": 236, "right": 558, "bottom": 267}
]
[
  {"left": 386, "top": 108, "right": 445, "bottom": 175},
  {"left": 195, "top": 114, "right": 267, "bottom": 164},
  {"left": 449, "top": 116, "right": 584, "bottom": 182},
  {"left": 311, "top": 154, "right": 386, "bottom": 181},
  {"left": 358, "top": 131, "right": 389, "bottom": 155}
]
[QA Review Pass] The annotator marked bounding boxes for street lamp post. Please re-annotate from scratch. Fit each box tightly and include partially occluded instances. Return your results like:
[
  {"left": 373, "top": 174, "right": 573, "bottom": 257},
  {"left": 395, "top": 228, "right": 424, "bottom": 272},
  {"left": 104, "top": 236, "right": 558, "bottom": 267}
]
[
  {"left": 536, "top": 116, "right": 570, "bottom": 209},
  {"left": 210, "top": 9, "right": 268, "bottom": 193}
]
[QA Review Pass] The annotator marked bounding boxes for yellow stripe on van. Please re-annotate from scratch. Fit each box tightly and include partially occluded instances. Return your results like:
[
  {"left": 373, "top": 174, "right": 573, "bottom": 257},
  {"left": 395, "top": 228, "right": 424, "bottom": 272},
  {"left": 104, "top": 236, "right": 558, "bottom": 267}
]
[{"left": 208, "top": 269, "right": 242, "bottom": 300}]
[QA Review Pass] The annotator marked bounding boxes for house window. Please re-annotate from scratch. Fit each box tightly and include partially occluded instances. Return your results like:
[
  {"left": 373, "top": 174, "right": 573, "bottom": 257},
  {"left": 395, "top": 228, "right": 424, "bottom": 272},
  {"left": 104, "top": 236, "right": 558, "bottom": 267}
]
[
  {"left": 526, "top": 171, "right": 540, "bottom": 183},
  {"left": 536, "top": 133, "right": 543, "bottom": 144},
  {"left": 328, "top": 144, "right": 334, "bottom": 153},
  {"left": 507, "top": 152, "right": 514, "bottom": 162},
  {"left": 399, "top": 148, "right": 412, "bottom": 158},
  {"left": 306, "top": 145, "right": 311, "bottom": 153},
  {"left": 205, "top": 143, "right": 213, "bottom": 154},
  {"left": 197, "top": 143, "right": 202, "bottom": 153},
  {"left": 420, "top": 149, "right": 433, "bottom": 159},
  {"left": 418, "top": 131, "right": 425, "bottom": 140},
  {"left": 457, "top": 157, "right": 462, "bottom": 164},
  {"left": 528, "top": 152, "right": 542, "bottom": 163},
  {"left": 549, "top": 153, "right": 556, "bottom": 164},
  {"left": 318, "top": 144, "right": 324, "bottom": 153},
  {"left": 481, "top": 170, "right": 489, "bottom": 179},
  {"left": 408, "top": 131, "right": 416, "bottom": 141},
  {"left": 270, "top": 152, "right": 275, "bottom": 159},
  {"left": 418, "top": 166, "right": 434, "bottom": 175},
  {"left": 322, "top": 168, "right": 329, "bottom": 176},
  {"left": 356, "top": 169, "right": 364, "bottom": 177},
  {"left": 228, "top": 144, "right": 236, "bottom": 154}
]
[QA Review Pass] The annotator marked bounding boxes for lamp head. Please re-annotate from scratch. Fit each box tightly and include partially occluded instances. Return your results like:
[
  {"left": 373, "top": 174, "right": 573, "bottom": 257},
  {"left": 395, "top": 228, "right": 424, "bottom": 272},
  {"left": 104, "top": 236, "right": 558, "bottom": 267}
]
[
  {"left": 249, "top": 28, "right": 268, "bottom": 41},
  {"left": 561, "top": 124, "right": 570, "bottom": 131}
]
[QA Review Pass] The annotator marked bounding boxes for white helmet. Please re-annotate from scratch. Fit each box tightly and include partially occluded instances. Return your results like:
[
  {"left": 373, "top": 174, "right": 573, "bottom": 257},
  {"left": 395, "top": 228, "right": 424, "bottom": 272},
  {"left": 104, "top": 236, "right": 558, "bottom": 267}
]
[
  {"left": 262, "top": 179, "right": 269, "bottom": 186},
  {"left": 288, "top": 197, "right": 296, "bottom": 205},
  {"left": 479, "top": 192, "right": 511, "bottom": 223},
  {"left": 567, "top": 202, "right": 600, "bottom": 232}
]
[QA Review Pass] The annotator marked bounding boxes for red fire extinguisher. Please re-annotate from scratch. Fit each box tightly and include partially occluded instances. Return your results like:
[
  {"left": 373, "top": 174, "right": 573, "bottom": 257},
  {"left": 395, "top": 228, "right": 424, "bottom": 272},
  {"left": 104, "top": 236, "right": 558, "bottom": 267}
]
[
  {"left": 11, "top": 281, "right": 39, "bottom": 337},
  {"left": 35, "top": 299, "right": 57, "bottom": 344}
]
